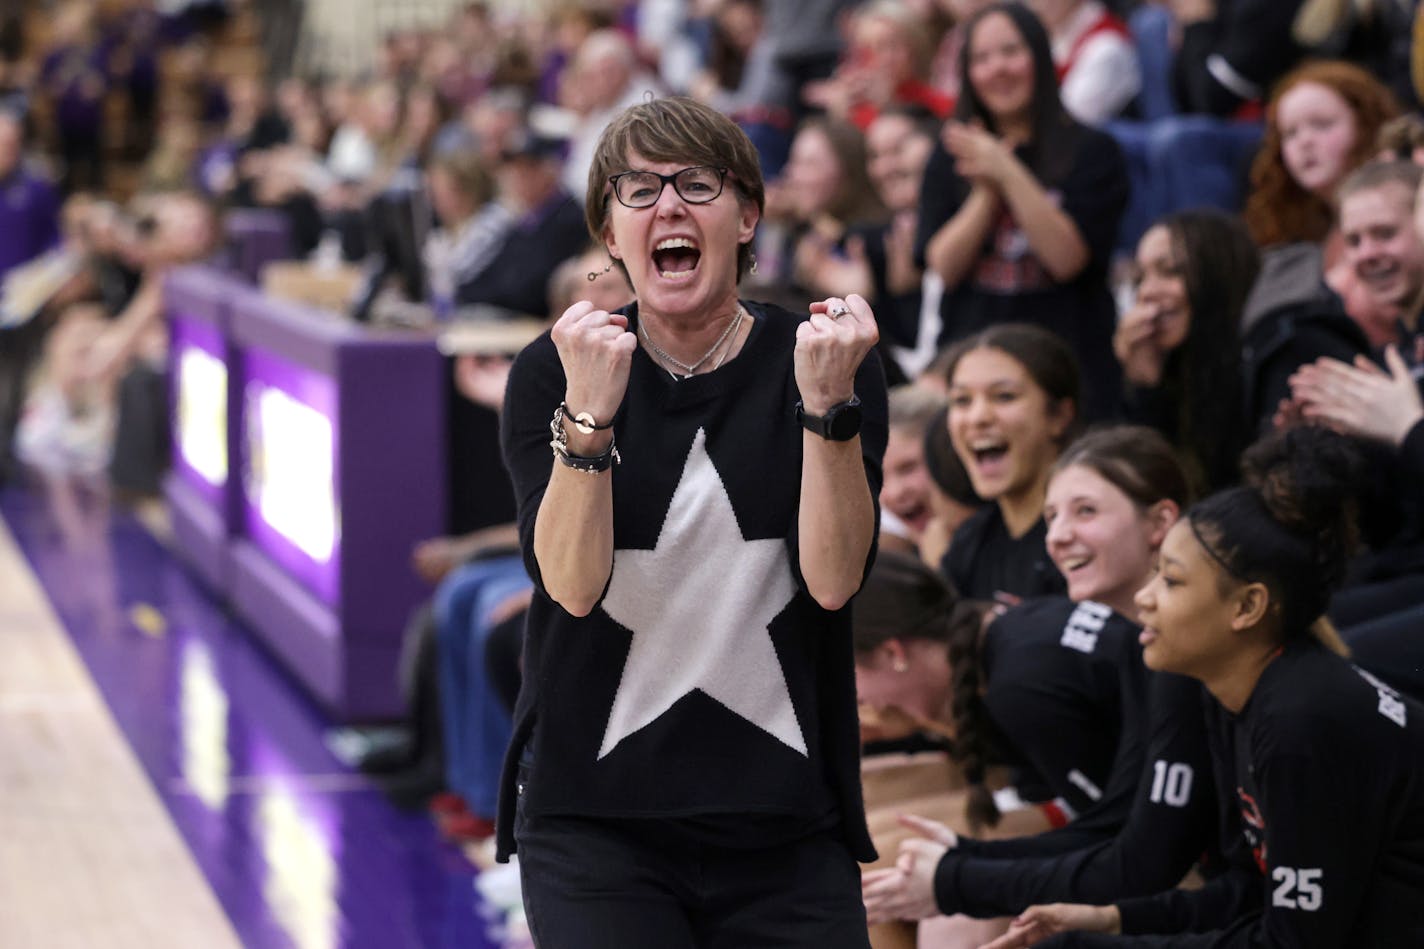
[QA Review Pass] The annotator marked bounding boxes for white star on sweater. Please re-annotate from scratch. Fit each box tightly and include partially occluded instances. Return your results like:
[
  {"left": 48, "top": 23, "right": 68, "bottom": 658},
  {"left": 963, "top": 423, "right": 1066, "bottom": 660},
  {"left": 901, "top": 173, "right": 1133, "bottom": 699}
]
[{"left": 598, "top": 427, "right": 806, "bottom": 759}]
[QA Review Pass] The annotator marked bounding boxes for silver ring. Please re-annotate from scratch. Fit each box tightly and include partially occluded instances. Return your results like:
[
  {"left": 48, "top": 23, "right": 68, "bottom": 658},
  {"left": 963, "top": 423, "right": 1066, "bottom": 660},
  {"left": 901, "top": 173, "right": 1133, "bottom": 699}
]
[{"left": 829, "top": 303, "right": 849, "bottom": 320}]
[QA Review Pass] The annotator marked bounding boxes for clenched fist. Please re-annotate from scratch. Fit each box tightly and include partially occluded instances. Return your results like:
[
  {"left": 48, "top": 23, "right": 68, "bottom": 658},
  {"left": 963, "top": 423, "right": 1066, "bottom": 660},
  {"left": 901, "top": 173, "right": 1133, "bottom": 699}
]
[
  {"left": 550, "top": 300, "right": 637, "bottom": 445},
  {"left": 796, "top": 294, "right": 880, "bottom": 415}
]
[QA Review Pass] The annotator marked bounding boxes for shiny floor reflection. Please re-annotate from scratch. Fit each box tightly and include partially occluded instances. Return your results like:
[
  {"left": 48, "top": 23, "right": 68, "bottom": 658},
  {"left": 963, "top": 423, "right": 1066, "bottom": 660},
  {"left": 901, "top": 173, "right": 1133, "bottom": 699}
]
[{"left": 1, "top": 480, "right": 503, "bottom": 949}]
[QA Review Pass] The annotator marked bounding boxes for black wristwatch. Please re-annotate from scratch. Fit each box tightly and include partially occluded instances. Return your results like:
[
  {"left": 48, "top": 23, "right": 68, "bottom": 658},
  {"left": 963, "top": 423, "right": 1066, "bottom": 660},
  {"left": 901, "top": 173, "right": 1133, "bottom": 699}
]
[{"left": 796, "top": 395, "right": 863, "bottom": 441}]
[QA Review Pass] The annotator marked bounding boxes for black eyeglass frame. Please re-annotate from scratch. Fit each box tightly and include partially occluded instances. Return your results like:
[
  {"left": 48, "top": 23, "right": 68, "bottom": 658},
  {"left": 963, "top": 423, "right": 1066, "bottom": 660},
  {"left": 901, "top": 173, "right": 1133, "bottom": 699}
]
[{"left": 606, "top": 166, "right": 731, "bottom": 209}]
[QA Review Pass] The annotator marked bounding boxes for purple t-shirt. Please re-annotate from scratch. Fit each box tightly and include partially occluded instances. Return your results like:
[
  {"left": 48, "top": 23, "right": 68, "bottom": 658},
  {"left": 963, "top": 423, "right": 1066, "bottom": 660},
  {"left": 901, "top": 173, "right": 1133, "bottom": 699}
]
[{"left": 0, "top": 168, "right": 61, "bottom": 276}]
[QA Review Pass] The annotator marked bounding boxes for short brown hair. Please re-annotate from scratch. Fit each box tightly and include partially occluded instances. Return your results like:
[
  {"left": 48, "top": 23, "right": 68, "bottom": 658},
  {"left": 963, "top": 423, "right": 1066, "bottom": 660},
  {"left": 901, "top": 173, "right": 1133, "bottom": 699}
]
[
  {"left": 1337, "top": 158, "right": 1423, "bottom": 208},
  {"left": 887, "top": 383, "right": 946, "bottom": 432},
  {"left": 585, "top": 96, "right": 766, "bottom": 281}
]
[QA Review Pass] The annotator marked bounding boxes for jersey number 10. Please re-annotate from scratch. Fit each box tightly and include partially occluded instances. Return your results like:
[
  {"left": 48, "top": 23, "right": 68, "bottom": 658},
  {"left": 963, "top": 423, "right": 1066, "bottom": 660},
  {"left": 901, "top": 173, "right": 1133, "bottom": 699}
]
[{"left": 1148, "top": 760, "right": 1194, "bottom": 807}]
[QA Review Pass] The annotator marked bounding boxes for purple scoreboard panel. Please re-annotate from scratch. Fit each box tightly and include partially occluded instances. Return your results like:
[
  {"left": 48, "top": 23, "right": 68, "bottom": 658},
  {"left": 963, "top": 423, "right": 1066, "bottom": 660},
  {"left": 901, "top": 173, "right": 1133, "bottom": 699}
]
[
  {"left": 164, "top": 266, "right": 250, "bottom": 594},
  {"left": 227, "top": 293, "right": 446, "bottom": 721}
]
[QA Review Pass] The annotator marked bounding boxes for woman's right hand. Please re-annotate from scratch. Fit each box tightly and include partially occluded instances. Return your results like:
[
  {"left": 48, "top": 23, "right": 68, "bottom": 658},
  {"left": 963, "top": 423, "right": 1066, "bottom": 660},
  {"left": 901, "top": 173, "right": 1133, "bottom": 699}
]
[
  {"left": 1113, "top": 300, "right": 1170, "bottom": 387},
  {"left": 550, "top": 300, "right": 637, "bottom": 440},
  {"left": 979, "top": 903, "right": 1122, "bottom": 948}
]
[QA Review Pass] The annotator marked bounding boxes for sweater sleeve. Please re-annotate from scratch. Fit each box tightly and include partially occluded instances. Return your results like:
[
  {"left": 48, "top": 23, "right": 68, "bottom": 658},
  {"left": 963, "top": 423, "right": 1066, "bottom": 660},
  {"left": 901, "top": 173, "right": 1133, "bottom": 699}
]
[
  {"left": 499, "top": 332, "right": 567, "bottom": 597},
  {"left": 1055, "top": 129, "right": 1128, "bottom": 268},
  {"left": 1113, "top": 862, "right": 1263, "bottom": 936},
  {"left": 934, "top": 675, "right": 1216, "bottom": 917}
]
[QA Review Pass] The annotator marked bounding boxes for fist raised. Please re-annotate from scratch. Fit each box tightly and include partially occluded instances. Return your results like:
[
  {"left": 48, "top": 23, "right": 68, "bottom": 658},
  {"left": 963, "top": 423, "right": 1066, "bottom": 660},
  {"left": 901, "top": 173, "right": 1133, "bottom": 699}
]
[
  {"left": 795, "top": 294, "right": 879, "bottom": 415},
  {"left": 550, "top": 300, "right": 637, "bottom": 423}
]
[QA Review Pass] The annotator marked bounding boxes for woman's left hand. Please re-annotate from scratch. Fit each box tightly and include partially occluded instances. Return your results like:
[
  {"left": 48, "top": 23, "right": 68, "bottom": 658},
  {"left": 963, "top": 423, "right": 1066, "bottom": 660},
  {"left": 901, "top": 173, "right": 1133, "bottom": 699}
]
[
  {"left": 861, "top": 836, "right": 947, "bottom": 924},
  {"left": 796, "top": 295, "right": 880, "bottom": 414},
  {"left": 943, "top": 121, "right": 1017, "bottom": 187}
]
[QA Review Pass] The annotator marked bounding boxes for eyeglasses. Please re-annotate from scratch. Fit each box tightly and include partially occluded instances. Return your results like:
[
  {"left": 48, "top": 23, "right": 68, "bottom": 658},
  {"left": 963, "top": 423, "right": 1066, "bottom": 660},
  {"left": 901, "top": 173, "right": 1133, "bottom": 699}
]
[{"left": 607, "top": 166, "right": 728, "bottom": 209}]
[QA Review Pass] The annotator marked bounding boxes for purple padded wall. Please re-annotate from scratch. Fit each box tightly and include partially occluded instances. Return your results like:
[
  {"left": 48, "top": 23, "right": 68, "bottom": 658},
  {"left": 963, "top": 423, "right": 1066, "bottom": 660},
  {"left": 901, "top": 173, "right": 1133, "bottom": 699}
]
[{"left": 227, "top": 292, "right": 446, "bottom": 720}]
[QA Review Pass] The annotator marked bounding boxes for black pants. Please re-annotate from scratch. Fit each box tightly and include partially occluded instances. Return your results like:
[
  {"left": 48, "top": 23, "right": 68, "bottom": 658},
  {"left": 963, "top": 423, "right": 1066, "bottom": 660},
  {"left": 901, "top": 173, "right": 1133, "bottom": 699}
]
[{"left": 515, "top": 802, "right": 871, "bottom": 949}]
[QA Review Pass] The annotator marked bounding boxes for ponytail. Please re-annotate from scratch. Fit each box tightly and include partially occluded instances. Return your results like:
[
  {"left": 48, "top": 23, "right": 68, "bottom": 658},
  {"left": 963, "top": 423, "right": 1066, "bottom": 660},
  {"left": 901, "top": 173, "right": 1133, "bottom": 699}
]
[
  {"left": 946, "top": 600, "right": 1000, "bottom": 831},
  {"left": 1310, "top": 617, "right": 1351, "bottom": 658}
]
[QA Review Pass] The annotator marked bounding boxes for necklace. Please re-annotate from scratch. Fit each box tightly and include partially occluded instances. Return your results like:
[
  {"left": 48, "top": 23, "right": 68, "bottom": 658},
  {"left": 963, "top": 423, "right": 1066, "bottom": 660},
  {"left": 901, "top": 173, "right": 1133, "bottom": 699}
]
[{"left": 639, "top": 305, "right": 745, "bottom": 380}]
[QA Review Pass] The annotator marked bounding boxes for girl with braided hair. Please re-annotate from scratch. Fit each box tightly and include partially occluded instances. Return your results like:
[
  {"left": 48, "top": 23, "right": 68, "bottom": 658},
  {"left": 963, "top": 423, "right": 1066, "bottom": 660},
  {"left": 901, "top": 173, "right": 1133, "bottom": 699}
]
[{"left": 979, "top": 426, "right": 1424, "bottom": 948}]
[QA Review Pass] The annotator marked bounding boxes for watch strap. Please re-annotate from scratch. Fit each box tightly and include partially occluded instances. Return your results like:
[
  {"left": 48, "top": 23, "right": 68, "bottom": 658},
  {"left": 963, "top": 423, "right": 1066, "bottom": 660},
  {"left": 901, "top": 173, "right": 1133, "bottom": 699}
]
[{"left": 796, "top": 395, "right": 862, "bottom": 441}]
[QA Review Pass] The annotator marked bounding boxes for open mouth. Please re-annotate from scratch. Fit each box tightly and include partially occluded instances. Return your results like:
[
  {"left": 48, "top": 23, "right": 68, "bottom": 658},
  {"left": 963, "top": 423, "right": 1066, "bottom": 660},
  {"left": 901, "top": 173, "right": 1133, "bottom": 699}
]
[
  {"left": 969, "top": 439, "right": 1009, "bottom": 474},
  {"left": 652, "top": 237, "right": 701, "bottom": 280},
  {"left": 1361, "top": 264, "right": 1399, "bottom": 290},
  {"left": 1058, "top": 554, "right": 1093, "bottom": 574},
  {"left": 894, "top": 500, "right": 930, "bottom": 530}
]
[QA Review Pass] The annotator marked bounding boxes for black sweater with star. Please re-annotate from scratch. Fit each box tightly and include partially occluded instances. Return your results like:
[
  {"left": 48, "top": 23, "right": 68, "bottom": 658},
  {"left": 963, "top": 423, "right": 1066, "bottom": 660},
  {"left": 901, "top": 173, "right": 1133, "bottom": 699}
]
[
  {"left": 1078, "top": 642, "right": 1424, "bottom": 947},
  {"left": 494, "top": 300, "right": 888, "bottom": 863}
]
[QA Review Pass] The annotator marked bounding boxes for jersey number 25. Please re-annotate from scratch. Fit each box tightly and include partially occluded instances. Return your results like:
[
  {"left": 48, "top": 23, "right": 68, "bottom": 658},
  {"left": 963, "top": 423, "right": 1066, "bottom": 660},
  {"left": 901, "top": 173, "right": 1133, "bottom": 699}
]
[{"left": 1272, "top": 867, "right": 1323, "bottom": 911}]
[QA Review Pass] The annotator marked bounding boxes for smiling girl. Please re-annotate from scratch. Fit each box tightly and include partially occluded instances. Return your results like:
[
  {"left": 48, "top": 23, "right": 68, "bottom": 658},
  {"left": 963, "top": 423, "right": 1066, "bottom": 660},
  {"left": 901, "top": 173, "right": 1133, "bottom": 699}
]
[
  {"left": 1112, "top": 211, "right": 1259, "bottom": 493},
  {"left": 915, "top": 1, "right": 1126, "bottom": 421},
  {"left": 940, "top": 323, "right": 1077, "bottom": 603}
]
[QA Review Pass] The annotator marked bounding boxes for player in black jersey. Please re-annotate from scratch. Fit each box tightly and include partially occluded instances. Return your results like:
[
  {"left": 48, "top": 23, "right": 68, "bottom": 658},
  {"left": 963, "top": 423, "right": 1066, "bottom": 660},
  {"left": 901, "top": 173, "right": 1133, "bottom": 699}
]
[
  {"left": 939, "top": 324, "right": 1079, "bottom": 603},
  {"left": 981, "top": 427, "right": 1424, "bottom": 947},
  {"left": 864, "top": 427, "right": 1220, "bottom": 943}
]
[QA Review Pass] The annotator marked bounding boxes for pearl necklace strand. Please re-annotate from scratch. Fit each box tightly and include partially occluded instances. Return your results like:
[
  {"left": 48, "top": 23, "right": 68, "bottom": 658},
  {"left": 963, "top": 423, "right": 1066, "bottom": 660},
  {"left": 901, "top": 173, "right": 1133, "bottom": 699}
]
[{"left": 639, "top": 305, "right": 745, "bottom": 380}]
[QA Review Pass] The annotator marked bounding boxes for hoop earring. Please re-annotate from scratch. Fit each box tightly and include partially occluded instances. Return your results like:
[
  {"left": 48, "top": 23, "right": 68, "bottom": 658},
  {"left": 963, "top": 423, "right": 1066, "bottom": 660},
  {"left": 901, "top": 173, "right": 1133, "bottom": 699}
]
[{"left": 587, "top": 263, "right": 612, "bottom": 282}]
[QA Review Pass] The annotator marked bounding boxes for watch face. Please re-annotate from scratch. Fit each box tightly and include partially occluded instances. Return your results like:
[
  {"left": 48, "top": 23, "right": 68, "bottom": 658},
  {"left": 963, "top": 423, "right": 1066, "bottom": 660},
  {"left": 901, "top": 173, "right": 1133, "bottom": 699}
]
[{"left": 827, "top": 401, "right": 863, "bottom": 440}]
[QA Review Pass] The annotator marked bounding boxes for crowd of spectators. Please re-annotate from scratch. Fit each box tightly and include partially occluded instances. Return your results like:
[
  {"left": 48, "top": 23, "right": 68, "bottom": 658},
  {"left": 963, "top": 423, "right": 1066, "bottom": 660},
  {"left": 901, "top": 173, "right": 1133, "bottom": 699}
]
[{"left": 2, "top": 0, "right": 1424, "bottom": 944}]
